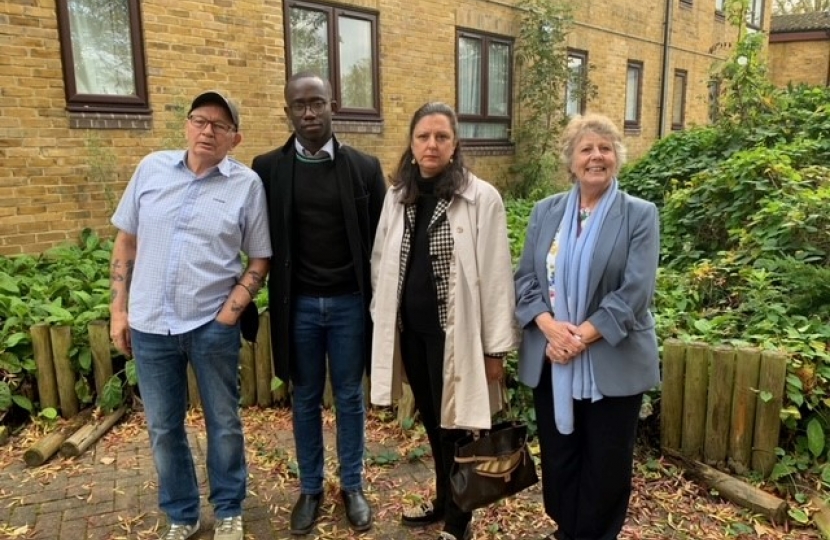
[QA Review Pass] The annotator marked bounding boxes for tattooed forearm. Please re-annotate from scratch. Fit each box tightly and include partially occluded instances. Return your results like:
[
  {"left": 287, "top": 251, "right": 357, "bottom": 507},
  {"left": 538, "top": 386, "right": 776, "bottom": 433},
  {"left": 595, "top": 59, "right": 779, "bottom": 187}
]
[
  {"left": 111, "top": 289, "right": 118, "bottom": 302},
  {"left": 125, "top": 260, "right": 134, "bottom": 289},
  {"left": 230, "top": 299, "right": 244, "bottom": 314}
]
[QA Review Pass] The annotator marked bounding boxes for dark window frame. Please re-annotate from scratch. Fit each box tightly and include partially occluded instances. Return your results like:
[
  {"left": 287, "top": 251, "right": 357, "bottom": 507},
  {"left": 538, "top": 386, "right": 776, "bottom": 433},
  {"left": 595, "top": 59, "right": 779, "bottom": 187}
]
[
  {"left": 55, "top": 0, "right": 150, "bottom": 114},
  {"left": 455, "top": 28, "right": 513, "bottom": 146},
  {"left": 671, "top": 69, "right": 687, "bottom": 131},
  {"left": 747, "top": 0, "right": 763, "bottom": 29},
  {"left": 565, "top": 48, "right": 588, "bottom": 117},
  {"left": 284, "top": 0, "right": 381, "bottom": 121},
  {"left": 624, "top": 60, "right": 643, "bottom": 131}
]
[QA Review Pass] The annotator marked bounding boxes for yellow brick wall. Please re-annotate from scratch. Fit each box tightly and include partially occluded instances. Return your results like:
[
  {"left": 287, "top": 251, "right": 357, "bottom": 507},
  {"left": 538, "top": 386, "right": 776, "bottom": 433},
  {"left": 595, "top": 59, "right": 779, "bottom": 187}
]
[
  {"left": 0, "top": 0, "right": 761, "bottom": 255},
  {"left": 769, "top": 39, "right": 830, "bottom": 88}
]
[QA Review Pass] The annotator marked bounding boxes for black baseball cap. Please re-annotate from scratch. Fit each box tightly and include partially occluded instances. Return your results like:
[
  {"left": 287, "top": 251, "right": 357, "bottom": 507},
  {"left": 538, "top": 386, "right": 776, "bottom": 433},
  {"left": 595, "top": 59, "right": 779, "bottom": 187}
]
[{"left": 189, "top": 91, "right": 240, "bottom": 129}]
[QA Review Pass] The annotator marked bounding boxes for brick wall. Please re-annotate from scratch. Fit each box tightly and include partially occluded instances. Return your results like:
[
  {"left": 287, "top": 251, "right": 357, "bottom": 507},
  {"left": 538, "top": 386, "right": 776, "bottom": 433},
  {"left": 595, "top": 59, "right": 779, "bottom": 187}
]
[
  {"left": 0, "top": 0, "right": 756, "bottom": 255},
  {"left": 769, "top": 39, "right": 830, "bottom": 88}
]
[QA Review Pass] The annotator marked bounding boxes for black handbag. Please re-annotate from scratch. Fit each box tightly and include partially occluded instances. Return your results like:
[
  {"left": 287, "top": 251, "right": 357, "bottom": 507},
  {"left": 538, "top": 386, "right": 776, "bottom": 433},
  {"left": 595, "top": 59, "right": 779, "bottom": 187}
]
[{"left": 449, "top": 420, "right": 539, "bottom": 512}]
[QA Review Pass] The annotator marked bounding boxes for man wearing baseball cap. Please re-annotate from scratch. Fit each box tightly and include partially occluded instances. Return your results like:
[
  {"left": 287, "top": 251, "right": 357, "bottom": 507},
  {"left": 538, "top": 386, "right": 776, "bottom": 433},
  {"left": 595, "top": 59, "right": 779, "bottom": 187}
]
[{"left": 110, "top": 90, "right": 271, "bottom": 540}]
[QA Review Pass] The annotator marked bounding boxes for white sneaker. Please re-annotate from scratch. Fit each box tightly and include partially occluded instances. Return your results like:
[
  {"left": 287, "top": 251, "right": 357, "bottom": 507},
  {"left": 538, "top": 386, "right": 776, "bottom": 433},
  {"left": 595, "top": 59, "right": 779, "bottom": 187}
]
[
  {"left": 214, "top": 515, "right": 243, "bottom": 540},
  {"left": 161, "top": 520, "right": 200, "bottom": 540}
]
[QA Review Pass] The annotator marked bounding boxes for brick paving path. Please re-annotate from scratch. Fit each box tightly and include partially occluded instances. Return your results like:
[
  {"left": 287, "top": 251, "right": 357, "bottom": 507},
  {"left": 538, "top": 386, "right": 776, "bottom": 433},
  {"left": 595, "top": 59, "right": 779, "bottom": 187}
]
[{"left": 0, "top": 408, "right": 495, "bottom": 540}]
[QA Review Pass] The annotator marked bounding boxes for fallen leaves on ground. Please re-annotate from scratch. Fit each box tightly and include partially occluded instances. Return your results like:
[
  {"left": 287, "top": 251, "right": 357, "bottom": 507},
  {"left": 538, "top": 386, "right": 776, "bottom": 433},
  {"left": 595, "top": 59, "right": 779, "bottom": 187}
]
[{"left": 0, "top": 406, "right": 823, "bottom": 539}]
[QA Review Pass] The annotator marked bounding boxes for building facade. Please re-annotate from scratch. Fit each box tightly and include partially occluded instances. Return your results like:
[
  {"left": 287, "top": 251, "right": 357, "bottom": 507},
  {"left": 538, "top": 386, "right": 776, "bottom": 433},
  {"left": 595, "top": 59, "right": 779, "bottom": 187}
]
[
  {"left": 769, "top": 11, "right": 830, "bottom": 88},
  {"left": 0, "top": 0, "right": 767, "bottom": 255}
]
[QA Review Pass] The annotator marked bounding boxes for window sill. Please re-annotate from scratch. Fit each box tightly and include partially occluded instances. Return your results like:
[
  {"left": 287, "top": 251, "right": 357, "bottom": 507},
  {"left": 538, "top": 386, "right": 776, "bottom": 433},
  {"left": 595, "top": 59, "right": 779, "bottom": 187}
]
[
  {"left": 333, "top": 118, "right": 383, "bottom": 134},
  {"left": 463, "top": 143, "right": 515, "bottom": 156},
  {"left": 69, "top": 111, "right": 152, "bottom": 130},
  {"left": 624, "top": 126, "right": 642, "bottom": 136}
]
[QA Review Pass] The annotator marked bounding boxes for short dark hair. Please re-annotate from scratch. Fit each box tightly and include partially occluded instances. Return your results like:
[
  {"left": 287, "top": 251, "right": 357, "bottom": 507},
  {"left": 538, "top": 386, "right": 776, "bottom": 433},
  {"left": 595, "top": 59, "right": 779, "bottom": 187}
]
[
  {"left": 391, "top": 102, "right": 468, "bottom": 204},
  {"left": 284, "top": 72, "right": 333, "bottom": 102}
]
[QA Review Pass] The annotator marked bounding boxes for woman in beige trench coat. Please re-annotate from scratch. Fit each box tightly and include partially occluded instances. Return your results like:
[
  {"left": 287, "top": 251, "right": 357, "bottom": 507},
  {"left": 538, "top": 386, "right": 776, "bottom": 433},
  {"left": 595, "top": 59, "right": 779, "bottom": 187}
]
[{"left": 369, "top": 102, "right": 516, "bottom": 540}]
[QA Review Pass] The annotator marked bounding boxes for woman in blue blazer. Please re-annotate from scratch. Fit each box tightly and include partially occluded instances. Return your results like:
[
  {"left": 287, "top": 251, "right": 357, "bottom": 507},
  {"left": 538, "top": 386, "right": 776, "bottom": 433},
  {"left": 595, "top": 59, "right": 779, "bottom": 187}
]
[{"left": 514, "top": 113, "right": 660, "bottom": 540}]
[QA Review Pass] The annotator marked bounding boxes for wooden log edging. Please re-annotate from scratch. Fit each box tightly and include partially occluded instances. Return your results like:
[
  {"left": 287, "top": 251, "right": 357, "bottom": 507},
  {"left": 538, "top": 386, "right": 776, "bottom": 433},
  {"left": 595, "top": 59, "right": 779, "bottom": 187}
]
[
  {"left": 60, "top": 406, "right": 128, "bottom": 458},
  {"left": 24, "top": 409, "right": 93, "bottom": 467},
  {"left": 729, "top": 347, "right": 762, "bottom": 474},
  {"left": 665, "top": 448, "right": 788, "bottom": 523},
  {"left": 662, "top": 341, "right": 789, "bottom": 478},
  {"left": 88, "top": 321, "right": 113, "bottom": 397},
  {"left": 681, "top": 342, "right": 709, "bottom": 461},
  {"left": 30, "top": 324, "right": 59, "bottom": 411},
  {"left": 704, "top": 346, "right": 736, "bottom": 466},
  {"left": 752, "top": 351, "right": 788, "bottom": 476},
  {"left": 50, "top": 325, "right": 79, "bottom": 418}
]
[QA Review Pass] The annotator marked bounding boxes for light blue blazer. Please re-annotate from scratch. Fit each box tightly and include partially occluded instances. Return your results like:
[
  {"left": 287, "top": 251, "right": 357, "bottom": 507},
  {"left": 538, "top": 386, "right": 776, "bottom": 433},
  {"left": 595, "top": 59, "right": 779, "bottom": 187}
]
[{"left": 514, "top": 190, "right": 661, "bottom": 397}]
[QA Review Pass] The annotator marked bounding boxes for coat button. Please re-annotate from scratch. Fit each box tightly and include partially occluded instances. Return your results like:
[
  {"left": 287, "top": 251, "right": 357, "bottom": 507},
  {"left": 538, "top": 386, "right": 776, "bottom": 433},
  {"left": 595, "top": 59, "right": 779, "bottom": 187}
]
[{"left": 456, "top": 227, "right": 464, "bottom": 233}]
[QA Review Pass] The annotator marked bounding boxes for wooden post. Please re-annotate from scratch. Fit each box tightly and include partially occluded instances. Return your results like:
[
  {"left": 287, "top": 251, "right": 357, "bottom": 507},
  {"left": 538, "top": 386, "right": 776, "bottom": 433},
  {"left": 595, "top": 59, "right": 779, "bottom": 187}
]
[
  {"left": 752, "top": 350, "right": 788, "bottom": 476},
  {"left": 49, "top": 325, "right": 79, "bottom": 418},
  {"left": 187, "top": 364, "right": 201, "bottom": 408},
  {"left": 0, "top": 426, "right": 8, "bottom": 446},
  {"left": 23, "top": 409, "right": 93, "bottom": 467},
  {"left": 660, "top": 339, "right": 686, "bottom": 452},
  {"left": 239, "top": 340, "right": 256, "bottom": 407},
  {"left": 728, "top": 347, "right": 761, "bottom": 474},
  {"left": 255, "top": 312, "right": 273, "bottom": 407},
  {"left": 87, "top": 321, "right": 113, "bottom": 397},
  {"left": 704, "top": 346, "right": 736, "bottom": 466},
  {"left": 681, "top": 342, "right": 709, "bottom": 460},
  {"left": 30, "top": 323, "right": 59, "bottom": 410},
  {"left": 60, "top": 406, "right": 128, "bottom": 457}
]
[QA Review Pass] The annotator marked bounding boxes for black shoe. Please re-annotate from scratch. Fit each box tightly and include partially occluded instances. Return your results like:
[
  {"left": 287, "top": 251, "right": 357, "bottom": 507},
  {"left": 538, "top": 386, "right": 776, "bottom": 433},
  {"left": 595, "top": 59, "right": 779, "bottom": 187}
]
[
  {"left": 401, "top": 500, "right": 444, "bottom": 527},
  {"left": 290, "top": 493, "right": 322, "bottom": 535},
  {"left": 341, "top": 488, "right": 373, "bottom": 531}
]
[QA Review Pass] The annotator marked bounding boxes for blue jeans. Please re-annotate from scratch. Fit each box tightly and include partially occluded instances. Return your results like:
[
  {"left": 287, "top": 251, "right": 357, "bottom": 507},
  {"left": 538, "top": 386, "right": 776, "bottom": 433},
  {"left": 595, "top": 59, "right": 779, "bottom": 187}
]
[
  {"left": 131, "top": 320, "right": 246, "bottom": 524},
  {"left": 291, "top": 293, "right": 366, "bottom": 494}
]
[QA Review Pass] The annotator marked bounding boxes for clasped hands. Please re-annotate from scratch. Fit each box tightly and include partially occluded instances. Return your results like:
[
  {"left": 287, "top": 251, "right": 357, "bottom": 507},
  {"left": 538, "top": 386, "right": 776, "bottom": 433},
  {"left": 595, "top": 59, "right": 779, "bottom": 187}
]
[{"left": 536, "top": 313, "right": 586, "bottom": 365}]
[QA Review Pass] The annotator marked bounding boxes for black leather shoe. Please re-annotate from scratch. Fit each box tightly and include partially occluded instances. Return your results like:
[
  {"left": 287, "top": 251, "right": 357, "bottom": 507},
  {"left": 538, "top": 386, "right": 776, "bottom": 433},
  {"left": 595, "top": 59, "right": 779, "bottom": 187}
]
[
  {"left": 290, "top": 493, "right": 322, "bottom": 535},
  {"left": 341, "top": 489, "right": 373, "bottom": 531}
]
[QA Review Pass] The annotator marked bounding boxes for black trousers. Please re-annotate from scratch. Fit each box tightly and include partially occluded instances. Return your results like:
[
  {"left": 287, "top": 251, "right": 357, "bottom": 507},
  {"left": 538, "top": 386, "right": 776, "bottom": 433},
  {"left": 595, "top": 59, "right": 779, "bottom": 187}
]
[
  {"left": 534, "top": 362, "right": 642, "bottom": 540},
  {"left": 400, "top": 330, "right": 471, "bottom": 538}
]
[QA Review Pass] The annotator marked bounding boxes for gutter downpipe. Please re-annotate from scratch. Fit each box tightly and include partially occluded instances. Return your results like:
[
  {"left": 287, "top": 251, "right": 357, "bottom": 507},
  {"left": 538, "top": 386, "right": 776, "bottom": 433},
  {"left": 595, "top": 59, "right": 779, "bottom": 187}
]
[{"left": 658, "top": 0, "right": 674, "bottom": 138}]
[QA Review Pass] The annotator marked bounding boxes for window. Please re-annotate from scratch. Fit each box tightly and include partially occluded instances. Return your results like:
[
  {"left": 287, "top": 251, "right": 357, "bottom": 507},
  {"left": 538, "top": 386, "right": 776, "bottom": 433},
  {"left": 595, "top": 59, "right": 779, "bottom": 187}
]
[
  {"left": 715, "top": 0, "right": 725, "bottom": 12},
  {"left": 285, "top": 1, "right": 380, "bottom": 119},
  {"left": 624, "top": 61, "right": 643, "bottom": 130},
  {"left": 672, "top": 70, "right": 687, "bottom": 130},
  {"left": 56, "top": 0, "right": 149, "bottom": 113},
  {"left": 566, "top": 50, "right": 588, "bottom": 117},
  {"left": 457, "top": 30, "right": 513, "bottom": 143},
  {"left": 747, "top": 0, "right": 763, "bottom": 28}
]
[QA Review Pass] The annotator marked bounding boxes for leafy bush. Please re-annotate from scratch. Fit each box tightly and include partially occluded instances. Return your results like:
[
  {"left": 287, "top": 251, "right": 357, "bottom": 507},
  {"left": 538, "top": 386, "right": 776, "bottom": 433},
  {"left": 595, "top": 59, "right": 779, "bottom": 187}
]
[
  {"left": 0, "top": 229, "right": 131, "bottom": 419},
  {"left": 620, "top": 82, "right": 830, "bottom": 480}
]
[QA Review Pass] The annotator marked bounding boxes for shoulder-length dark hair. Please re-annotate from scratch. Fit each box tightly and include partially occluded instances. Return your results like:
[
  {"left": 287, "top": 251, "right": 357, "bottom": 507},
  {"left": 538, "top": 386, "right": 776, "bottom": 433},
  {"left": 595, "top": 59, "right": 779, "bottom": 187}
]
[{"left": 391, "top": 102, "right": 468, "bottom": 204}]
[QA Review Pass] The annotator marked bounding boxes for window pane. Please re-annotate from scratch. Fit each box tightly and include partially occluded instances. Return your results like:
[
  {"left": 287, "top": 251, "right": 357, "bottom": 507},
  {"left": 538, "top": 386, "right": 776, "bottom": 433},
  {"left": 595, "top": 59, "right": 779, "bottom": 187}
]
[
  {"left": 338, "top": 16, "right": 374, "bottom": 109},
  {"left": 459, "top": 122, "right": 508, "bottom": 139},
  {"left": 458, "top": 37, "right": 482, "bottom": 115},
  {"left": 672, "top": 72, "right": 685, "bottom": 127},
  {"left": 566, "top": 54, "right": 585, "bottom": 117},
  {"left": 715, "top": 0, "right": 724, "bottom": 10},
  {"left": 289, "top": 7, "right": 329, "bottom": 79},
  {"left": 747, "top": 0, "right": 762, "bottom": 27},
  {"left": 625, "top": 66, "right": 640, "bottom": 122},
  {"left": 488, "top": 43, "right": 509, "bottom": 116},
  {"left": 68, "top": 0, "right": 135, "bottom": 95}
]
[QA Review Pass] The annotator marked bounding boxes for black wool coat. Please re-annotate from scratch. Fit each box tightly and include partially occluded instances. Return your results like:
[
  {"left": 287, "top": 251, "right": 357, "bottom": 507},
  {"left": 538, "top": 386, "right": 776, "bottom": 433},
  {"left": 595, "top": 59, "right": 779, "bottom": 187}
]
[{"left": 251, "top": 134, "right": 387, "bottom": 384}]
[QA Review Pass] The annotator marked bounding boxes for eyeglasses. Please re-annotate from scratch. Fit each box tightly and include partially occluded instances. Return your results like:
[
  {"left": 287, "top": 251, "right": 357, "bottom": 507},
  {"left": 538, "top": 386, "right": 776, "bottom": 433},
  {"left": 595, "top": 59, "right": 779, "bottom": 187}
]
[
  {"left": 288, "top": 101, "right": 329, "bottom": 116},
  {"left": 188, "top": 114, "right": 235, "bottom": 135}
]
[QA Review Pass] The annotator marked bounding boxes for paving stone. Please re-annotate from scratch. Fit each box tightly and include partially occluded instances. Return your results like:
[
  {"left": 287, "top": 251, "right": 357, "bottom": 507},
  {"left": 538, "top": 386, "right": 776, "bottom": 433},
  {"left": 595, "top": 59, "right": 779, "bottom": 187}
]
[{"left": 57, "top": 517, "right": 87, "bottom": 540}]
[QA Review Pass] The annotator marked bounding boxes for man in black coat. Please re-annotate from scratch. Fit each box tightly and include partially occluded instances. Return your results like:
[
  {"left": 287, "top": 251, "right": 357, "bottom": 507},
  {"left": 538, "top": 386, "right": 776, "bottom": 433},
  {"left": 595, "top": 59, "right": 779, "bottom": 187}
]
[{"left": 251, "top": 73, "right": 386, "bottom": 535}]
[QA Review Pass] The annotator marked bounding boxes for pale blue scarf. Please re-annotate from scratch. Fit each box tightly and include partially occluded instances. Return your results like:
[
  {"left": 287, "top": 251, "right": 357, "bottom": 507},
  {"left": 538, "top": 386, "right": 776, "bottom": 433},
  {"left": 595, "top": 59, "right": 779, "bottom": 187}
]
[{"left": 551, "top": 179, "right": 618, "bottom": 434}]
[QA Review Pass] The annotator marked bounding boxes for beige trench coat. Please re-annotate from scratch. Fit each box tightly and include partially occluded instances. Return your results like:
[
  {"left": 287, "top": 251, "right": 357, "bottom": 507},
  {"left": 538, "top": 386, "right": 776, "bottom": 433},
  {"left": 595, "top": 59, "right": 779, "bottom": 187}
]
[{"left": 370, "top": 173, "right": 517, "bottom": 430}]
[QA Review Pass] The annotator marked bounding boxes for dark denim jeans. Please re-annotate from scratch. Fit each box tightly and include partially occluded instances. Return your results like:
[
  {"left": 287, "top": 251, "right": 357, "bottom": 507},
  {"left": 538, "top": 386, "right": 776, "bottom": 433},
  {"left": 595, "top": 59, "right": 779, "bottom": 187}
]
[
  {"left": 131, "top": 319, "right": 246, "bottom": 525},
  {"left": 291, "top": 293, "right": 366, "bottom": 494}
]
